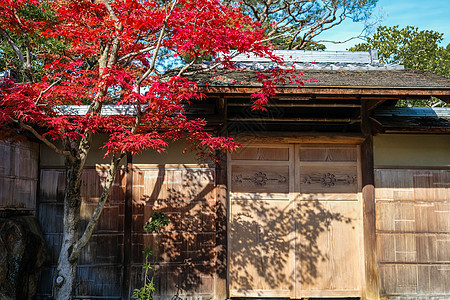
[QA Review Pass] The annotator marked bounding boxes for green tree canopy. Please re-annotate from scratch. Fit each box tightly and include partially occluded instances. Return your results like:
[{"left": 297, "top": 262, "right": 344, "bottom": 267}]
[
  {"left": 350, "top": 26, "right": 449, "bottom": 106},
  {"left": 0, "top": 1, "right": 67, "bottom": 82},
  {"left": 350, "top": 25, "right": 450, "bottom": 77}
]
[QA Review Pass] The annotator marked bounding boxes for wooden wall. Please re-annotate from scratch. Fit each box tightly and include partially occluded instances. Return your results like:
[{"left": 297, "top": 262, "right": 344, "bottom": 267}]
[
  {"left": 375, "top": 168, "right": 450, "bottom": 299},
  {"left": 37, "top": 168, "right": 126, "bottom": 299},
  {"left": 0, "top": 140, "right": 39, "bottom": 213},
  {"left": 130, "top": 165, "right": 219, "bottom": 300},
  {"left": 33, "top": 135, "right": 450, "bottom": 299},
  {"left": 36, "top": 163, "right": 221, "bottom": 300}
]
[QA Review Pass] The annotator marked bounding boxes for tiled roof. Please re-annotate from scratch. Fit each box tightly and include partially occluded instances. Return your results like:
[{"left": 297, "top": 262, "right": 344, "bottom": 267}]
[{"left": 373, "top": 107, "right": 450, "bottom": 131}]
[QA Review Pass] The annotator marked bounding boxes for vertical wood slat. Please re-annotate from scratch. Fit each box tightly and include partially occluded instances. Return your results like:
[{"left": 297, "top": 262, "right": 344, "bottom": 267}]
[
  {"left": 215, "top": 151, "right": 228, "bottom": 299},
  {"left": 122, "top": 153, "right": 133, "bottom": 299},
  {"left": 0, "top": 140, "right": 39, "bottom": 211},
  {"left": 375, "top": 169, "right": 450, "bottom": 299}
]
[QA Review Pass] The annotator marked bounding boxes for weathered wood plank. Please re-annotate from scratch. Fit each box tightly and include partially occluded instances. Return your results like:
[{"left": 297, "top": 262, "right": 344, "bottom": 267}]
[
  {"left": 130, "top": 165, "right": 218, "bottom": 299},
  {"left": 0, "top": 140, "right": 39, "bottom": 210},
  {"left": 214, "top": 151, "right": 228, "bottom": 299},
  {"left": 375, "top": 168, "right": 450, "bottom": 299}
]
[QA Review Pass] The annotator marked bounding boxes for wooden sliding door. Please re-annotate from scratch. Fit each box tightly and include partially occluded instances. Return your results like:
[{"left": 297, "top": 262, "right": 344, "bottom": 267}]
[{"left": 228, "top": 144, "right": 364, "bottom": 298}]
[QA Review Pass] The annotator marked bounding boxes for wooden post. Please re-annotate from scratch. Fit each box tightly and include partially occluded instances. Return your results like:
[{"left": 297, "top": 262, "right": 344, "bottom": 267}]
[
  {"left": 122, "top": 153, "right": 133, "bottom": 299},
  {"left": 215, "top": 150, "right": 228, "bottom": 299},
  {"left": 360, "top": 100, "right": 380, "bottom": 300}
]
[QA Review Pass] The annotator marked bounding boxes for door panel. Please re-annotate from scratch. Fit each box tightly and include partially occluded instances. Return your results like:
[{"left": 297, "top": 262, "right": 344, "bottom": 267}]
[
  {"left": 230, "top": 199, "right": 293, "bottom": 297},
  {"left": 229, "top": 144, "right": 363, "bottom": 299},
  {"left": 295, "top": 200, "right": 362, "bottom": 297},
  {"left": 229, "top": 144, "right": 294, "bottom": 297}
]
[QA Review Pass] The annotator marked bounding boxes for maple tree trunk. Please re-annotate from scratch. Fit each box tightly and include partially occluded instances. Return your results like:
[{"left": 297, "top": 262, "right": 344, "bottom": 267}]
[{"left": 54, "top": 158, "right": 84, "bottom": 300}]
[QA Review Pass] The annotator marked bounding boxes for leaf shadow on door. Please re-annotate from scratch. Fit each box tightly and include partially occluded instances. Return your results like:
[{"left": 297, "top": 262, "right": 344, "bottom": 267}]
[{"left": 230, "top": 194, "right": 351, "bottom": 295}]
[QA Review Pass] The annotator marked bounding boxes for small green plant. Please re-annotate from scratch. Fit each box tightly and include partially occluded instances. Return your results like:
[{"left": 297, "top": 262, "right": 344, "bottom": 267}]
[{"left": 132, "top": 212, "right": 170, "bottom": 300}]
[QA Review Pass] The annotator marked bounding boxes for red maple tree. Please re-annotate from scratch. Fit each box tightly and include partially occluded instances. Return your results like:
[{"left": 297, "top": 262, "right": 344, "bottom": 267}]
[{"left": 0, "top": 0, "right": 302, "bottom": 298}]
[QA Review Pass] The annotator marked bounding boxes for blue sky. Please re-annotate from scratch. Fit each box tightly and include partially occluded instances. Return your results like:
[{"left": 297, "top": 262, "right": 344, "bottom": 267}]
[{"left": 319, "top": 0, "right": 450, "bottom": 50}]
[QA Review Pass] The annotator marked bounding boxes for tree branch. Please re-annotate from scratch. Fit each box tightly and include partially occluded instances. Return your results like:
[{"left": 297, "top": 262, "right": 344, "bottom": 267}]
[
  {"left": 69, "top": 153, "right": 125, "bottom": 262},
  {"left": 13, "top": 9, "right": 34, "bottom": 82},
  {"left": 117, "top": 45, "right": 156, "bottom": 65},
  {"left": 137, "top": 0, "right": 178, "bottom": 88},
  {"left": 35, "top": 78, "right": 61, "bottom": 105},
  {"left": 12, "top": 117, "right": 74, "bottom": 162},
  {"left": 177, "top": 55, "right": 198, "bottom": 77},
  {"left": 0, "top": 28, "right": 29, "bottom": 76}
]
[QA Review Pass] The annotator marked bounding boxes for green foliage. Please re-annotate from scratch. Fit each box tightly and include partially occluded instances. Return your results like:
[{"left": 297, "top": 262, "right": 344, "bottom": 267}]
[
  {"left": 143, "top": 212, "right": 170, "bottom": 233},
  {"left": 132, "top": 247, "right": 155, "bottom": 300},
  {"left": 350, "top": 25, "right": 450, "bottom": 77},
  {"left": 0, "top": 1, "right": 67, "bottom": 82},
  {"left": 132, "top": 212, "right": 170, "bottom": 300},
  {"left": 350, "top": 26, "right": 449, "bottom": 107},
  {"left": 304, "top": 43, "right": 327, "bottom": 51}
]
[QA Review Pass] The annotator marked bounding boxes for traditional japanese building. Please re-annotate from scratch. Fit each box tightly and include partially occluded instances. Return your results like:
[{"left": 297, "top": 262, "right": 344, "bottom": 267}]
[{"left": 1, "top": 50, "right": 449, "bottom": 299}]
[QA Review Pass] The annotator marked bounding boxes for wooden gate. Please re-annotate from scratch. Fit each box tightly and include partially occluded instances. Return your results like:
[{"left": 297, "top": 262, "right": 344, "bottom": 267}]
[{"left": 229, "top": 144, "right": 364, "bottom": 298}]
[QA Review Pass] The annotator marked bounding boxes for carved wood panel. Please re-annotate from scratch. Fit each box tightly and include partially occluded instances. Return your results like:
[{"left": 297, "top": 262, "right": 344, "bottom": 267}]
[{"left": 231, "top": 165, "right": 289, "bottom": 194}]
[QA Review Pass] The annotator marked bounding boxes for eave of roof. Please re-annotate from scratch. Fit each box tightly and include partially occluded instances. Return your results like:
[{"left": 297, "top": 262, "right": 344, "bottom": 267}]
[
  {"left": 201, "top": 86, "right": 450, "bottom": 103},
  {"left": 184, "top": 68, "right": 450, "bottom": 103}
]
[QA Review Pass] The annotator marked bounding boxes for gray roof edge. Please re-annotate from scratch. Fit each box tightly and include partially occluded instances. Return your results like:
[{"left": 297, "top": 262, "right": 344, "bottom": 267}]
[
  {"left": 220, "top": 50, "right": 402, "bottom": 70},
  {"left": 374, "top": 107, "right": 450, "bottom": 118}
]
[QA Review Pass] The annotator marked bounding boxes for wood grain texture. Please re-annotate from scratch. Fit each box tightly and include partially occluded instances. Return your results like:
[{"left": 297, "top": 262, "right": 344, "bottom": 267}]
[
  {"left": 37, "top": 167, "right": 126, "bottom": 299},
  {"left": 375, "top": 168, "right": 450, "bottom": 299},
  {"left": 131, "top": 165, "right": 218, "bottom": 299},
  {"left": 231, "top": 146, "right": 290, "bottom": 161},
  {"left": 229, "top": 143, "right": 364, "bottom": 299},
  {"left": 0, "top": 140, "right": 39, "bottom": 211}
]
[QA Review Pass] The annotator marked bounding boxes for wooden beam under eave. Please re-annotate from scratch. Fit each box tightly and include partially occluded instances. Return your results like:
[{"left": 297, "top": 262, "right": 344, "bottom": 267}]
[
  {"left": 364, "top": 99, "right": 387, "bottom": 111},
  {"left": 201, "top": 86, "right": 450, "bottom": 98},
  {"left": 227, "top": 103, "right": 362, "bottom": 108},
  {"left": 231, "top": 132, "right": 365, "bottom": 144},
  {"left": 228, "top": 117, "right": 361, "bottom": 123},
  {"left": 382, "top": 127, "right": 450, "bottom": 134}
]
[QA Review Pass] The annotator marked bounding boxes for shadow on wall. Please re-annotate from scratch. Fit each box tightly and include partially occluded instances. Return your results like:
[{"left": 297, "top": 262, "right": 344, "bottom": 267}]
[
  {"left": 134, "top": 164, "right": 353, "bottom": 298},
  {"left": 132, "top": 166, "right": 220, "bottom": 299},
  {"left": 37, "top": 162, "right": 358, "bottom": 299},
  {"left": 229, "top": 195, "right": 351, "bottom": 294}
]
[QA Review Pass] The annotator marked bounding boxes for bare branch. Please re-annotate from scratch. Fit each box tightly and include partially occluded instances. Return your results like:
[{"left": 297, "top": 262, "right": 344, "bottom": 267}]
[
  {"left": 0, "top": 28, "right": 26, "bottom": 65},
  {"left": 117, "top": 45, "right": 156, "bottom": 65},
  {"left": 177, "top": 56, "right": 198, "bottom": 77},
  {"left": 137, "top": 0, "right": 178, "bottom": 88},
  {"left": 181, "top": 51, "right": 241, "bottom": 76},
  {"left": 237, "top": 0, "right": 377, "bottom": 50},
  {"left": 12, "top": 9, "right": 35, "bottom": 82},
  {"left": 102, "top": 0, "right": 119, "bottom": 22},
  {"left": 35, "top": 78, "right": 61, "bottom": 105},
  {"left": 12, "top": 117, "right": 74, "bottom": 162}
]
